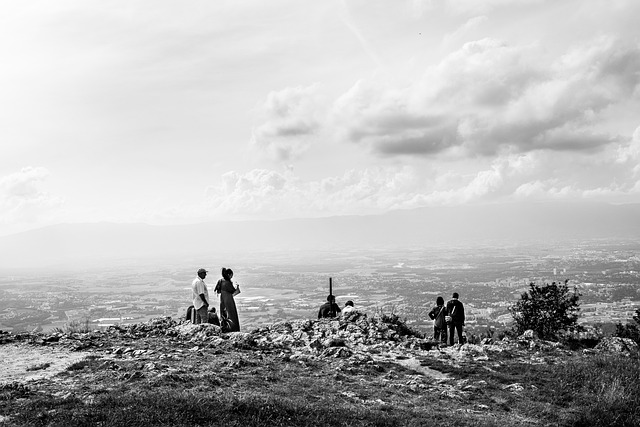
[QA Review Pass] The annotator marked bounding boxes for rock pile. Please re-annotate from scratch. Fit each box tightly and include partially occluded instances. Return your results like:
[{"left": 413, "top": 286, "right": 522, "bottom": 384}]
[{"left": 2, "top": 315, "right": 638, "bottom": 364}]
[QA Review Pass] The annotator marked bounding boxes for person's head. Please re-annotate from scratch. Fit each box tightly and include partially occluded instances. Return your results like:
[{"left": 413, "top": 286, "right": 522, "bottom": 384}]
[
  {"left": 436, "top": 296, "right": 444, "bottom": 306},
  {"left": 197, "top": 268, "right": 207, "bottom": 279},
  {"left": 221, "top": 267, "right": 234, "bottom": 281},
  {"left": 326, "top": 295, "right": 335, "bottom": 303},
  {"left": 208, "top": 306, "right": 216, "bottom": 313},
  {"left": 452, "top": 292, "right": 459, "bottom": 299},
  {"left": 345, "top": 300, "right": 354, "bottom": 307}
]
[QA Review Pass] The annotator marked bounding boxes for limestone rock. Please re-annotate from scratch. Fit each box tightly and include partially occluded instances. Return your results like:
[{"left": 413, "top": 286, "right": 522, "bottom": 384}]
[{"left": 595, "top": 337, "right": 638, "bottom": 354}]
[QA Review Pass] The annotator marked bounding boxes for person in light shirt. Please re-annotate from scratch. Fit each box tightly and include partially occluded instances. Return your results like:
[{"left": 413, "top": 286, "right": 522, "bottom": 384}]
[
  {"left": 341, "top": 300, "right": 355, "bottom": 315},
  {"left": 191, "top": 268, "right": 210, "bottom": 324}
]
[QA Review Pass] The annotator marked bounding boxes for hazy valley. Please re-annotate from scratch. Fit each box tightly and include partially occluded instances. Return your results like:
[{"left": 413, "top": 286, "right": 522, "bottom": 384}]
[{"left": 2, "top": 239, "right": 638, "bottom": 336}]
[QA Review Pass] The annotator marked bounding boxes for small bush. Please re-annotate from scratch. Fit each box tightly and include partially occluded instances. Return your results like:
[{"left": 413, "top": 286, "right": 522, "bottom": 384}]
[
  {"left": 53, "top": 318, "right": 92, "bottom": 334},
  {"left": 614, "top": 308, "right": 640, "bottom": 345},
  {"left": 66, "top": 356, "right": 101, "bottom": 371},
  {"left": 509, "top": 280, "right": 580, "bottom": 340}
]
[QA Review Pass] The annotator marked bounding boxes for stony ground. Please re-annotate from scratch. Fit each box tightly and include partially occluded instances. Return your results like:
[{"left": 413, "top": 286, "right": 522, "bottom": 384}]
[{"left": 1, "top": 313, "right": 638, "bottom": 426}]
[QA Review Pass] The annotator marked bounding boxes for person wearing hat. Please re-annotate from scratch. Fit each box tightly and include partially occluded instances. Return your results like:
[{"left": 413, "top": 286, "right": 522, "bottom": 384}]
[{"left": 191, "top": 268, "right": 210, "bottom": 324}]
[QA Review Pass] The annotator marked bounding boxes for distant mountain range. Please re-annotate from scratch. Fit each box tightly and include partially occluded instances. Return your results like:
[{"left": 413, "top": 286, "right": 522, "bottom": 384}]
[{"left": 1, "top": 201, "right": 639, "bottom": 269}]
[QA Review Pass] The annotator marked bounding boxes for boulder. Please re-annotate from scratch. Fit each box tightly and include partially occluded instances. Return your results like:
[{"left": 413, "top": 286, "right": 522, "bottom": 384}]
[
  {"left": 518, "top": 330, "right": 537, "bottom": 341},
  {"left": 594, "top": 337, "right": 639, "bottom": 354}
]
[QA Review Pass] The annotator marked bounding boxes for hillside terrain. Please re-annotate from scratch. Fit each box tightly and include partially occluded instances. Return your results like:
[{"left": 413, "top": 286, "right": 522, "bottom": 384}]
[
  {"left": 0, "top": 313, "right": 639, "bottom": 426},
  {"left": 2, "top": 201, "right": 639, "bottom": 269}
]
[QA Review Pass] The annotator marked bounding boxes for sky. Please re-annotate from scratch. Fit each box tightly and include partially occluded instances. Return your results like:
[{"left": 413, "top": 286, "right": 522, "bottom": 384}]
[{"left": 1, "top": 0, "right": 640, "bottom": 236}]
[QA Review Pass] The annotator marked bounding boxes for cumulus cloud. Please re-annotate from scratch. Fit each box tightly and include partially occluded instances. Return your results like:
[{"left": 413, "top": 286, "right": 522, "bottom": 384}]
[
  {"left": 0, "top": 167, "right": 63, "bottom": 226},
  {"left": 251, "top": 83, "right": 326, "bottom": 162},
  {"left": 202, "top": 148, "right": 640, "bottom": 220},
  {"left": 330, "top": 36, "right": 640, "bottom": 158},
  {"left": 170, "top": 134, "right": 640, "bottom": 222},
  {"left": 203, "top": 166, "right": 433, "bottom": 219}
]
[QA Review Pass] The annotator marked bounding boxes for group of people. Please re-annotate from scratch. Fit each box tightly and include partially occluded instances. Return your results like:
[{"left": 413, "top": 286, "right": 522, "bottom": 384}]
[
  {"left": 188, "top": 269, "right": 464, "bottom": 344},
  {"left": 189, "top": 267, "right": 241, "bottom": 332},
  {"left": 318, "top": 292, "right": 466, "bottom": 345},
  {"left": 428, "top": 292, "right": 466, "bottom": 345},
  {"left": 317, "top": 295, "right": 355, "bottom": 318}
]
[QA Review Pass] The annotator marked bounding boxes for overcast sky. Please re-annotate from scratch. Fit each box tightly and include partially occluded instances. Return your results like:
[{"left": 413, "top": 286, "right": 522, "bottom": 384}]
[{"left": 1, "top": 0, "right": 639, "bottom": 236}]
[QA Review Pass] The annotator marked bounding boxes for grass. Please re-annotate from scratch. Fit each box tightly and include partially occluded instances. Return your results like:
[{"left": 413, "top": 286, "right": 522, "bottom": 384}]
[
  {"left": 6, "top": 348, "right": 637, "bottom": 427},
  {"left": 554, "top": 355, "right": 640, "bottom": 426},
  {"left": 422, "top": 351, "right": 640, "bottom": 426},
  {"left": 2, "top": 317, "right": 638, "bottom": 427}
]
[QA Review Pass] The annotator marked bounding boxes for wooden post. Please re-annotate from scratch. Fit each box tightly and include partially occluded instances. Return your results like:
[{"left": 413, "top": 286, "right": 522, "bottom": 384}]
[
  {"left": 329, "top": 277, "right": 333, "bottom": 298},
  {"left": 329, "top": 277, "right": 334, "bottom": 317}
]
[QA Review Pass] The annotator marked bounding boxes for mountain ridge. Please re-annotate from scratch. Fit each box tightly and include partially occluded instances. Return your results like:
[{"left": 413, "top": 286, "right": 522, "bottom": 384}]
[{"left": 1, "top": 201, "right": 639, "bottom": 268}]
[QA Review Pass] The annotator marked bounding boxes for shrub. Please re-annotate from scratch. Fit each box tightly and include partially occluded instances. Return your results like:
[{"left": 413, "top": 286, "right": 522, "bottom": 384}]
[
  {"left": 53, "top": 318, "right": 92, "bottom": 334},
  {"left": 614, "top": 308, "right": 640, "bottom": 345},
  {"left": 509, "top": 280, "right": 580, "bottom": 340}
]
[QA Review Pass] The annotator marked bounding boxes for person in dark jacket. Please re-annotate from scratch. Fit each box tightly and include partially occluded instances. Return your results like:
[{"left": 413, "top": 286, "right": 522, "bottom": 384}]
[
  {"left": 215, "top": 267, "right": 240, "bottom": 332},
  {"left": 318, "top": 295, "right": 341, "bottom": 318},
  {"left": 207, "top": 307, "right": 221, "bottom": 326},
  {"left": 446, "top": 292, "right": 465, "bottom": 345},
  {"left": 428, "top": 296, "right": 448, "bottom": 344}
]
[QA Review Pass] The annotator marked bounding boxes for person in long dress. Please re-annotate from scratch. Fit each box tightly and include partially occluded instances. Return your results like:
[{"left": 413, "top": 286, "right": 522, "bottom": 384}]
[{"left": 215, "top": 267, "right": 240, "bottom": 332}]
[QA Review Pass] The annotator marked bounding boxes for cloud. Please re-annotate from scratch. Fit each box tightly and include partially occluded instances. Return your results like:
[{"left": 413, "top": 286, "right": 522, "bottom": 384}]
[
  {"left": 330, "top": 36, "right": 640, "bottom": 158},
  {"left": 445, "top": 0, "right": 546, "bottom": 14},
  {"left": 616, "top": 126, "right": 640, "bottom": 168},
  {"left": 0, "top": 167, "right": 63, "bottom": 226},
  {"left": 337, "top": 0, "right": 384, "bottom": 68},
  {"left": 203, "top": 166, "right": 431, "bottom": 219},
  {"left": 150, "top": 132, "right": 640, "bottom": 223},
  {"left": 442, "top": 15, "right": 488, "bottom": 48},
  {"left": 251, "top": 84, "right": 326, "bottom": 162},
  {"left": 409, "top": 0, "right": 547, "bottom": 16}
]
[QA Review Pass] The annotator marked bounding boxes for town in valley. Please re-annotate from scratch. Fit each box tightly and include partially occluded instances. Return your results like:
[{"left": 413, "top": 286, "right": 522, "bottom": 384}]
[{"left": 1, "top": 239, "right": 638, "bottom": 338}]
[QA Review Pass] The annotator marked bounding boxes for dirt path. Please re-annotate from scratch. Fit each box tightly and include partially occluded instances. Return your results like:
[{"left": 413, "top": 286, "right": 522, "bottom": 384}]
[
  {"left": 0, "top": 344, "right": 92, "bottom": 383},
  {"left": 370, "top": 353, "right": 449, "bottom": 379}
]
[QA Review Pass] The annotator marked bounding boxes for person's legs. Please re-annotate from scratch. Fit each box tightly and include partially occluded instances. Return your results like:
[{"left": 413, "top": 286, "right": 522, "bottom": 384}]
[
  {"left": 433, "top": 326, "right": 438, "bottom": 340},
  {"left": 441, "top": 327, "right": 448, "bottom": 344},
  {"left": 455, "top": 324, "right": 464, "bottom": 344},
  {"left": 448, "top": 324, "right": 455, "bottom": 345},
  {"left": 196, "top": 306, "right": 208, "bottom": 324}
]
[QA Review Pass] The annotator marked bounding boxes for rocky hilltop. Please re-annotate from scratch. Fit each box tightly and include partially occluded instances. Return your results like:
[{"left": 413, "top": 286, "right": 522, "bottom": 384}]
[{"left": 1, "top": 312, "right": 638, "bottom": 426}]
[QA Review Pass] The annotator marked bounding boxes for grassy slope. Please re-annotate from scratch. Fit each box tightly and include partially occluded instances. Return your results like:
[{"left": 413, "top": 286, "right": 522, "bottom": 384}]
[{"left": 1, "top": 332, "right": 639, "bottom": 427}]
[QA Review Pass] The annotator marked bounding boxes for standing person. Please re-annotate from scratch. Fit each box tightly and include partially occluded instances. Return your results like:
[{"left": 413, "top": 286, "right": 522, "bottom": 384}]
[
  {"left": 318, "top": 295, "right": 341, "bottom": 318},
  {"left": 215, "top": 268, "right": 240, "bottom": 332},
  {"left": 446, "top": 292, "right": 466, "bottom": 345},
  {"left": 428, "top": 296, "right": 448, "bottom": 344},
  {"left": 191, "top": 268, "right": 210, "bottom": 324}
]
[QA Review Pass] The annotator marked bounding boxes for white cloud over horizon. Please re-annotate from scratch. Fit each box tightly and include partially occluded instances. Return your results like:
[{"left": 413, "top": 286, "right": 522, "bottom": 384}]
[
  {"left": 0, "top": 167, "right": 63, "bottom": 229},
  {"left": 1, "top": 0, "right": 639, "bottom": 236}
]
